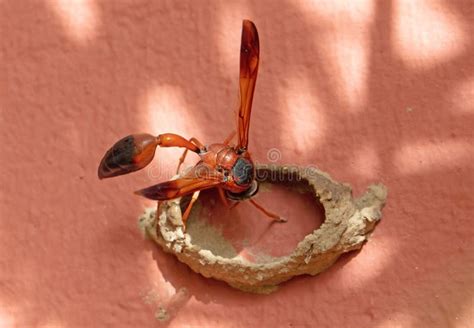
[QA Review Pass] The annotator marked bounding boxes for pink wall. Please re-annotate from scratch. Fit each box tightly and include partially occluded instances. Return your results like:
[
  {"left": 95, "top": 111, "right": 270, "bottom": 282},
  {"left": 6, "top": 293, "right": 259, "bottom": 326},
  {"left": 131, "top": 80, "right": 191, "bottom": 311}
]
[{"left": 1, "top": 0, "right": 473, "bottom": 327}]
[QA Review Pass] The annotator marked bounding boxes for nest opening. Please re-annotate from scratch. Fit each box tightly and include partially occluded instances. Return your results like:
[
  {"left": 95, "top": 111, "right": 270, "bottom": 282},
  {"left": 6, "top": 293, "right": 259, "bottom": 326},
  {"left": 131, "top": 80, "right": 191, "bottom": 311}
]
[{"left": 177, "top": 166, "right": 326, "bottom": 262}]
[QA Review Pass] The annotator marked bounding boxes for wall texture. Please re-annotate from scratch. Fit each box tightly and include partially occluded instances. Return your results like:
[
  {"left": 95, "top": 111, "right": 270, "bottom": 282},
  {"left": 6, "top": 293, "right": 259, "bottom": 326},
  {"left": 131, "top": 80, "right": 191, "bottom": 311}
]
[{"left": 1, "top": 0, "right": 473, "bottom": 327}]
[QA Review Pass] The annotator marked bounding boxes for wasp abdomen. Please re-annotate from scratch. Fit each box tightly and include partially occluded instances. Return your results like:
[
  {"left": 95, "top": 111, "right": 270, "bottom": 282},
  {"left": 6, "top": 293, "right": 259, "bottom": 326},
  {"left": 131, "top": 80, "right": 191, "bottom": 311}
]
[{"left": 98, "top": 134, "right": 157, "bottom": 179}]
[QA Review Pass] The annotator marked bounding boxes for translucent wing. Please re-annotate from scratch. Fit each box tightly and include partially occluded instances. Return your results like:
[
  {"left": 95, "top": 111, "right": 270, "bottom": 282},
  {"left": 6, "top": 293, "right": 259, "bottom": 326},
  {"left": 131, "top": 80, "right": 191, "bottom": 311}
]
[
  {"left": 134, "top": 163, "right": 224, "bottom": 200},
  {"left": 237, "top": 20, "right": 260, "bottom": 151}
]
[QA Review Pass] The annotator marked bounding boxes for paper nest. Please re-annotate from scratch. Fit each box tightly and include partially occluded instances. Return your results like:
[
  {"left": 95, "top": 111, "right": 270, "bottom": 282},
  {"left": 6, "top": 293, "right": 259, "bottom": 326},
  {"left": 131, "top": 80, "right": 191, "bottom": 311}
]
[{"left": 139, "top": 165, "right": 387, "bottom": 294}]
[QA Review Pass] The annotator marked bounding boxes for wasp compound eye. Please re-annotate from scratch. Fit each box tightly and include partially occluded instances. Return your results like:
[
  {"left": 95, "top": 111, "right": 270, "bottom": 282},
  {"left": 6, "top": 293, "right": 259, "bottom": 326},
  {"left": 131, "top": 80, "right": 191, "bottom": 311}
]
[{"left": 232, "top": 157, "right": 254, "bottom": 186}]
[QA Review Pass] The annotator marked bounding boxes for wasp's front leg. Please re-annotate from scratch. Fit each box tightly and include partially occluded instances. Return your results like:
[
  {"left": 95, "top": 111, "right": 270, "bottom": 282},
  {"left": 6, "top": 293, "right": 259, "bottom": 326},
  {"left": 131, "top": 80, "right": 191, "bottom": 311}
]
[{"left": 248, "top": 199, "right": 287, "bottom": 222}]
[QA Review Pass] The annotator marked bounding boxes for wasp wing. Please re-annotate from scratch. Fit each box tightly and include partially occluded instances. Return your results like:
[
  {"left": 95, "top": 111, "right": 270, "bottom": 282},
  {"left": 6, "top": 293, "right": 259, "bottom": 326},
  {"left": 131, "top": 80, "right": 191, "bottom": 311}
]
[
  {"left": 237, "top": 20, "right": 260, "bottom": 151},
  {"left": 134, "top": 163, "right": 224, "bottom": 200}
]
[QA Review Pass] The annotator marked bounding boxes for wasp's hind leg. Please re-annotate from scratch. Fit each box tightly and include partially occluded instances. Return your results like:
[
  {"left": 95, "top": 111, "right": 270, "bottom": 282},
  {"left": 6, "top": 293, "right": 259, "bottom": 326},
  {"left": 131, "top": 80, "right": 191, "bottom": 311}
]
[{"left": 176, "top": 137, "right": 205, "bottom": 174}]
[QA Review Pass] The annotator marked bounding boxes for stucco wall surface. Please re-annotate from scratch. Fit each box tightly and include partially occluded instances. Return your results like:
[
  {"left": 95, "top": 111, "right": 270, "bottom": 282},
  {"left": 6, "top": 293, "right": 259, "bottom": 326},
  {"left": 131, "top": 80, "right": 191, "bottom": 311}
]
[{"left": 0, "top": 1, "right": 473, "bottom": 327}]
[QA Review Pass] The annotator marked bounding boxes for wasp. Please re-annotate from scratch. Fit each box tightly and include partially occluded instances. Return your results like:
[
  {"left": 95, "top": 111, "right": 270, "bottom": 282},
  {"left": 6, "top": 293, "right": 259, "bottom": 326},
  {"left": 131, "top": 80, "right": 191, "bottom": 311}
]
[{"left": 98, "top": 20, "right": 284, "bottom": 228}]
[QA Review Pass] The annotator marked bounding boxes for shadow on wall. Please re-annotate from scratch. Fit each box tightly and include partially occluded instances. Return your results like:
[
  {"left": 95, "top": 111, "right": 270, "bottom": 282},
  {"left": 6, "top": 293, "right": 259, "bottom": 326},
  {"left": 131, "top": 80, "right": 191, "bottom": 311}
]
[{"left": 0, "top": 0, "right": 473, "bottom": 327}]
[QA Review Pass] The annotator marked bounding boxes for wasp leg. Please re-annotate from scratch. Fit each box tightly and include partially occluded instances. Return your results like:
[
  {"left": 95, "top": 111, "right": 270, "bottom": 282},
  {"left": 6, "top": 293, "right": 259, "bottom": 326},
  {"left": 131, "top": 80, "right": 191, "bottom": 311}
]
[
  {"left": 248, "top": 199, "right": 287, "bottom": 222},
  {"left": 217, "top": 187, "right": 231, "bottom": 207},
  {"left": 223, "top": 130, "right": 236, "bottom": 146},
  {"left": 230, "top": 201, "right": 241, "bottom": 210},
  {"left": 182, "top": 190, "right": 200, "bottom": 230},
  {"left": 176, "top": 137, "right": 205, "bottom": 174},
  {"left": 156, "top": 200, "right": 161, "bottom": 217}
]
